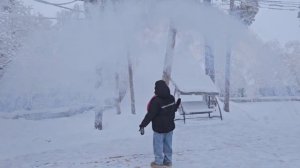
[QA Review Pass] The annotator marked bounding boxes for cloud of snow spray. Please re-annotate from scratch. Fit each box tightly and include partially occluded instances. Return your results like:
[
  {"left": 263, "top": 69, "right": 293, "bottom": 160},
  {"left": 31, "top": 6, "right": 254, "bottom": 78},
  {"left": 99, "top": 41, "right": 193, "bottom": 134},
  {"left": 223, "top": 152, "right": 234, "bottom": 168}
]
[{"left": 0, "top": 0, "right": 297, "bottom": 112}]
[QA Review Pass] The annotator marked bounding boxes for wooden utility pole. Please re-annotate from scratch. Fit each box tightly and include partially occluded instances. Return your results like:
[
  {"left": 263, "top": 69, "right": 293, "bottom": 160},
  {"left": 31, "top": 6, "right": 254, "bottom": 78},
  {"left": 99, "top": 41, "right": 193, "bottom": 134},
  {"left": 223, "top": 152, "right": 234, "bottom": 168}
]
[
  {"left": 203, "top": 0, "right": 215, "bottom": 83},
  {"left": 162, "top": 26, "right": 177, "bottom": 86},
  {"left": 224, "top": 0, "right": 235, "bottom": 112},
  {"left": 224, "top": 48, "right": 231, "bottom": 112},
  {"left": 128, "top": 54, "right": 136, "bottom": 114}
]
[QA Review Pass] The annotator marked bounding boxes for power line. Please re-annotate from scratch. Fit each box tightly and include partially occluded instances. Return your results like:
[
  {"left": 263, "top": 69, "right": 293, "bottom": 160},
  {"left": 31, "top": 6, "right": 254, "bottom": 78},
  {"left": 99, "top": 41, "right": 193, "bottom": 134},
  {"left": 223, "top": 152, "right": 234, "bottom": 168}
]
[
  {"left": 218, "top": 0, "right": 300, "bottom": 11},
  {"left": 54, "top": 0, "right": 82, "bottom": 6},
  {"left": 259, "top": 2, "right": 299, "bottom": 8},
  {"left": 34, "top": 0, "right": 84, "bottom": 12},
  {"left": 259, "top": 6, "right": 298, "bottom": 11},
  {"left": 262, "top": 0, "right": 300, "bottom": 6},
  {"left": 259, "top": 1, "right": 300, "bottom": 11}
]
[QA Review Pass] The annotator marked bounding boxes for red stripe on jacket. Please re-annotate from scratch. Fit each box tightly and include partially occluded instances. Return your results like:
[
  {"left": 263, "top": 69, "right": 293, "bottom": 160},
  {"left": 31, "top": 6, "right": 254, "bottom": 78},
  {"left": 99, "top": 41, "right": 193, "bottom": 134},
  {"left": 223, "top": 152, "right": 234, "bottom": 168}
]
[{"left": 147, "top": 95, "right": 157, "bottom": 112}]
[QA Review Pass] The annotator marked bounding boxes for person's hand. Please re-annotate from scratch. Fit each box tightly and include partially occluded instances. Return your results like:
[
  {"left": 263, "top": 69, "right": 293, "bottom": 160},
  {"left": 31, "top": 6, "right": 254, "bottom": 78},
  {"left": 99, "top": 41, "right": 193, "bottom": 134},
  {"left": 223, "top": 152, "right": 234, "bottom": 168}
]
[
  {"left": 139, "top": 127, "right": 144, "bottom": 135},
  {"left": 176, "top": 98, "right": 181, "bottom": 109}
]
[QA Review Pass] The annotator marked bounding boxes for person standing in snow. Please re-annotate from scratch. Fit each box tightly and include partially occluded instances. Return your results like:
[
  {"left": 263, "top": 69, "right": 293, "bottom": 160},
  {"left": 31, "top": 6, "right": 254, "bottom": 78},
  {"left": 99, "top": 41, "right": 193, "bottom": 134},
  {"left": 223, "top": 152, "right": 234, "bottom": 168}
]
[{"left": 139, "top": 80, "right": 181, "bottom": 168}]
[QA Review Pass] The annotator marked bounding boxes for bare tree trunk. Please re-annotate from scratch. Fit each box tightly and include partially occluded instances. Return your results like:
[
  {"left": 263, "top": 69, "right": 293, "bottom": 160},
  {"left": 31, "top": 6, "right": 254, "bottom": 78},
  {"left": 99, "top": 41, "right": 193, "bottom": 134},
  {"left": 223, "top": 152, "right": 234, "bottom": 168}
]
[
  {"left": 95, "top": 109, "right": 103, "bottom": 130},
  {"left": 128, "top": 54, "right": 136, "bottom": 114},
  {"left": 162, "top": 26, "right": 177, "bottom": 86},
  {"left": 115, "top": 73, "right": 121, "bottom": 114}
]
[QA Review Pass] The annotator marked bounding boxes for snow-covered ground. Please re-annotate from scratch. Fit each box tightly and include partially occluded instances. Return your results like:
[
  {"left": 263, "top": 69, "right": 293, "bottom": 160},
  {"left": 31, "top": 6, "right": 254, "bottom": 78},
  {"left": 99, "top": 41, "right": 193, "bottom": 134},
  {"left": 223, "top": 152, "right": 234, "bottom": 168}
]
[
  {"left": 1, "top": 101, "right": 300, "bottom": 168},
  {"left": 1, "top": 1, "right": 300, "bottom": 168}
]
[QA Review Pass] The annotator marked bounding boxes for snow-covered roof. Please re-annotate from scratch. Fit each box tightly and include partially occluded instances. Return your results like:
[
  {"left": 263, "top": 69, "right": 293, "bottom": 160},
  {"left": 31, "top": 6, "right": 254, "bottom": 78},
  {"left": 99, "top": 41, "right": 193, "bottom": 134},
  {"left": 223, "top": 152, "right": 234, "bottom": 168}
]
[
  {"left": 171, "top": 73, "right": 219, "bottom": 95},
  {"left": 171, "top": 55, "right": 219, "bottom": 95}
]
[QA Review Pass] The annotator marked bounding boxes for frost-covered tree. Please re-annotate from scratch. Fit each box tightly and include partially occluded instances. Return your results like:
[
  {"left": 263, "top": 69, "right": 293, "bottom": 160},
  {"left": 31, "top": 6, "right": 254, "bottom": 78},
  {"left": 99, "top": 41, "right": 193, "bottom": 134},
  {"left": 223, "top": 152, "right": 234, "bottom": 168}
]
[
  {"left": 253, "top": 41, "right": 294, "bottom": 96},
  {"left": 228, "top": 39, "right": 299, "bottom": 97},
  {"left": 84, "top": 0, "right": 107, "bottom": 12},
  {"left": 233, "top": 0, "right": 259, "bottom": 26},
  {"left": 0, "top": 0, "right": 50, "bottom": 77},
  {"left": 1, "top": 0, "right": 26, "bottom": 67},
  {"left": 285, "top": 41, "right": 300, "bottom": 87}
]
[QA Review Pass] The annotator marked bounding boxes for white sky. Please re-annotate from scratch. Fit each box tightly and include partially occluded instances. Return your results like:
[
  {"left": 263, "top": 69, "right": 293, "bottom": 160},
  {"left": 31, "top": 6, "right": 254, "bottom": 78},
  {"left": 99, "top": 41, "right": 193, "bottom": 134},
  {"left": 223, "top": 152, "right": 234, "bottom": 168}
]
[{"left": 22, "top": 0, "right": 300, "bottom": 44}]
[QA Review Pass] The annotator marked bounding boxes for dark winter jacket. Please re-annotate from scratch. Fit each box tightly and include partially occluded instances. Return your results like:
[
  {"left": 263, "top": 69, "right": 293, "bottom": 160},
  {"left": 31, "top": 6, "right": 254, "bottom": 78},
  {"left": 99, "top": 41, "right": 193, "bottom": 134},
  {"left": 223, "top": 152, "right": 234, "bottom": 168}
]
[{"left": 140, "top": 80, "right": 178, "bottom": 133}]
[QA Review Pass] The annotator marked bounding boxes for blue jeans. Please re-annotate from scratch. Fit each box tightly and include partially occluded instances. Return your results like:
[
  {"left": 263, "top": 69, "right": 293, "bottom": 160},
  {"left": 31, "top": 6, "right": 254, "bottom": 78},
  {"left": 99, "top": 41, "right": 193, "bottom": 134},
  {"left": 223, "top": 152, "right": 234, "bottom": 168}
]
[{"left": 153, "top": 131, "right": 173, "bottom": 165}]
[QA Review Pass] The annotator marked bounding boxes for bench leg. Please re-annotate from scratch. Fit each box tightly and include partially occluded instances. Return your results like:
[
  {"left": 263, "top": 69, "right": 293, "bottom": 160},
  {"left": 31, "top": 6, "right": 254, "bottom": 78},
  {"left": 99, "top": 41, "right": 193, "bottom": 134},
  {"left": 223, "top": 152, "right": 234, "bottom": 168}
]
[
  {"left": 180, "top": 105, "right": 186, "bottom": 124},
  {"left": 216, "top": 98, "right": 223, "bottom": 120}
]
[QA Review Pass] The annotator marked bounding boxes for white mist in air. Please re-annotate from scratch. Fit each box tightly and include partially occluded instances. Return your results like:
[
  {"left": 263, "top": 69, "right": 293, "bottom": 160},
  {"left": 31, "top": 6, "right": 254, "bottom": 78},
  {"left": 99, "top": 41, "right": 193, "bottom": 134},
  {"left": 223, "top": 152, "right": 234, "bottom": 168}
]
[{"left": 0, "top": 0, "right": 295, "bottom": 112}]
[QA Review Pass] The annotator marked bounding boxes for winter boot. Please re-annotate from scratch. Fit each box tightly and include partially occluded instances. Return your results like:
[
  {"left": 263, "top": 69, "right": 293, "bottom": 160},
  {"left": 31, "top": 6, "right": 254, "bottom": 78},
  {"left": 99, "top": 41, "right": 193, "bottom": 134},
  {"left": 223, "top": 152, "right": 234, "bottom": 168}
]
[
  {"left": 151, "top": 161, "right": 165, "bottom": 168},
  {"left": 163, "top": 162, "right": 172, "bottom": 167}
]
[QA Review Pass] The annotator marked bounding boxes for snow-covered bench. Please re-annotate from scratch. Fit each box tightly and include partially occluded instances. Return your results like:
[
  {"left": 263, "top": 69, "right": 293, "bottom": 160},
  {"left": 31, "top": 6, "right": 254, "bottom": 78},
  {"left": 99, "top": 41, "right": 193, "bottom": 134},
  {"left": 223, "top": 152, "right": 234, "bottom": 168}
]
[
  {"left": 174, "top": 89, "right": 222, "bottom": 123},
  {"left": 170, "top": 52, "right": 223, "bottom": 123},
  {"left": 171, "top": 73, "right": 223, "bottom": 123},
  {"left": 180, "top": 101, "right": 215, "bottom": 118}
]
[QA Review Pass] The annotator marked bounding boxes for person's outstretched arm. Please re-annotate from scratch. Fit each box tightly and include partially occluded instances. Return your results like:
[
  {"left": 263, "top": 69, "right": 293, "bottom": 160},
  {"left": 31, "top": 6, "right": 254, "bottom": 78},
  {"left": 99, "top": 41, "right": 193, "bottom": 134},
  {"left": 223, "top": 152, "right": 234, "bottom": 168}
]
[{"left": 139, "top": 98, "right": 159, "bottom": 128}]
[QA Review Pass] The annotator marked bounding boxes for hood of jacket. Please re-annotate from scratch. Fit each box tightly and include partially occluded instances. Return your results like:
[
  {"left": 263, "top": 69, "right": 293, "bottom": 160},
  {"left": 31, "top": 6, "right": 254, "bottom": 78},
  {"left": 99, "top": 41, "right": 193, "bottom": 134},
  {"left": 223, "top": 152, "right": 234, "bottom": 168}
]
[{"left": 154, "top": 80, "right": 171, "bottom": 98}]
